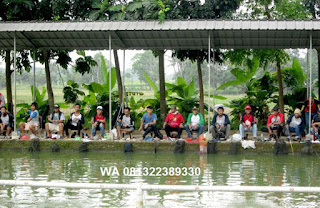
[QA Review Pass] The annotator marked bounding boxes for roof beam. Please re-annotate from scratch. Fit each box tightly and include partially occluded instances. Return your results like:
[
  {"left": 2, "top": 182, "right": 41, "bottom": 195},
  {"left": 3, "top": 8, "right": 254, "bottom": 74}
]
[
  {"left": 113, "top": 31, "right": 126, "bottom": 48},
  {"left": 19, "top": 32, "right": 37, "bottom": 48}
]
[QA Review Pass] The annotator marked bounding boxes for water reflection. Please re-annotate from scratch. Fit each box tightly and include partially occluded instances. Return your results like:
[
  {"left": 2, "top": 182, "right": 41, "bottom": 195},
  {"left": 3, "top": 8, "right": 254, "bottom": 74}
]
[{"left": 0, "top": 152, "right": 319, "bottom": 207}]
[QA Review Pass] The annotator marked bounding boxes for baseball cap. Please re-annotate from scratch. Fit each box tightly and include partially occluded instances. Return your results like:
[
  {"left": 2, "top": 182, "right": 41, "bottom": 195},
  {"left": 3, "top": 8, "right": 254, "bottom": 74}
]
[
  {"left": 192, "top": 106, "right": 198, "bottom": 110},
  {"left": 245, "top": 105, "right": 251, "bottom": 110},
  {"left": 54, "top": 104, "right": 60, "bottom": 108},
  {"left": 171, "top": 105, "right": 177, "bottom": 109},
  {"left": 97, "top": 106, "right": 103, "bottom": 110},
  {"left": 273, "top": 106, "right": 279, "bottom": 111}
]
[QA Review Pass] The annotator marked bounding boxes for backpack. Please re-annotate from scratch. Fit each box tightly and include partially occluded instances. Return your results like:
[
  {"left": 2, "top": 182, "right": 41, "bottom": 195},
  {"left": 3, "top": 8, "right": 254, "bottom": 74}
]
[
  {"left": 51, "top": 111, "right": 63, "bottom": 121},
  {"left": 157, "top": 129, "right": 163, "bottom": 139},
  {"left": 28, "top": 137, "right": 40, "bottom": 152},
  {"left": 79, "top": 142, "right": 89, "bottom": 152},
  {"left": 174, "top": 140, "right": 185, "bottom": 153},
  {"left": 124, "top": 143, "right": 133, "bottom": 153}
]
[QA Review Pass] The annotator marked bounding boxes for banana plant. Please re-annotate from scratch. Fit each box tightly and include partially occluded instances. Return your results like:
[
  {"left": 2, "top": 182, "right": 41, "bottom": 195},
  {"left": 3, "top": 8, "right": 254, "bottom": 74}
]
[{"left": 217, "top": 57, "right": 260, "bottom": 91}]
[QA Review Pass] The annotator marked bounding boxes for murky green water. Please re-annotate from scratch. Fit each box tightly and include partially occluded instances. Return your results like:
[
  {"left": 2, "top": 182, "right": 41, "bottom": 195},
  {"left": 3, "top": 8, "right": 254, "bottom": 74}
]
[{"left": 0, "top": 151, "right": 319, "bottom": 207}]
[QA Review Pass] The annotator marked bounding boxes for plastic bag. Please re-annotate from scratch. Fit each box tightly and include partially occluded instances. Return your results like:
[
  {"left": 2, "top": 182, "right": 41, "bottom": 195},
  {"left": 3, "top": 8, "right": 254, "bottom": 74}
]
[
  {"left": 231, "top": 134, "right": 242, "bottom": 142},
  {"left": 203, "top": 132, "right": 213, "bottom": 141},
  {"left": 111, "top": 128, "right": 118, "bottom": 138}
]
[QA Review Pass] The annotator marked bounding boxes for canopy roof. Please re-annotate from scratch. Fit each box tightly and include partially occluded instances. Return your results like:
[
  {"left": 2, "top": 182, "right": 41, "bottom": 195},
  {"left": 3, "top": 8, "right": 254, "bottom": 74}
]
[{"left": 0, "top": 19, "right": 319, "bottom": 50}]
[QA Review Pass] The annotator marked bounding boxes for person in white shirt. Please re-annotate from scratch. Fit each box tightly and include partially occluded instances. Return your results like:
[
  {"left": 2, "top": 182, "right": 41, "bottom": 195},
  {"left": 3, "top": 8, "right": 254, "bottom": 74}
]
[
  {"left": 117, "top": 107, "right": 135, "bottom": 140},
  {"left": 210, "top": 107, "right": 231, "bottom": 140},
  {"left": 0, "top": 106, "right": 14, "bottom": 136},
  {"left": 184, "top": 106, "right": 204, "bottom": 138},
  {"left": 286, "top": 108, "right": 305, "bottom": 141},
  {"left": 45, "top": 104, "right": 65, "bottom": 139},
  {"left": 64, "top": 104, "right": 85, "bottom": 137}
]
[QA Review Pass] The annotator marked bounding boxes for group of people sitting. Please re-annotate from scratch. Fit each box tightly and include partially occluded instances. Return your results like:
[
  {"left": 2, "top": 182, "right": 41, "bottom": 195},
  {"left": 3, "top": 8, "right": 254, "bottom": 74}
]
[
  {"left": 15, "top": 102, "right": 135, "bottom": 140},
  {"left": 18, "top": 102, "right": 86, "bottom": 139},
  {"left": 1, "top": 92, "right": 320, "bottom": 142},
  {"left": 138, "top": 105, "right": 205, "bottom": 140}
]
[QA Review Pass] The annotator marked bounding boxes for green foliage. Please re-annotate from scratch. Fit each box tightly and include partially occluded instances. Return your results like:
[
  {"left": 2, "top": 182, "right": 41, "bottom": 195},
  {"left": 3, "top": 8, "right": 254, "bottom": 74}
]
[
  {"left": 281, "top": 58, "right": 308, "bottom": 114},
  {"left": 63, "top": 80, "right": 85, "bottom": 104},
  {"left": 132, "top": 51, "right": 159, "bottom": 84},
  {"left": 217, "top": 57, "right": 260, "bottom": 91},
  {"left": 101, "top": 55, "right": 117, "bottom": 91},
  {"left": 63, "top": 54, "right": 118, "bottom": 127},
  {"left": 282, "top": 58, "right": 306, "bottom": 88},
  {"left": 165, "top": 77, "right": 200, "bottom": 120},
  {"left": 229, "top": 72, "right": 277, "bottom": 127},
  {"left": 16, "top": 86, "right": 68, "bottom": 125},
  {"left": 74, "top": 51, "right": 98, "bottom": 75}
]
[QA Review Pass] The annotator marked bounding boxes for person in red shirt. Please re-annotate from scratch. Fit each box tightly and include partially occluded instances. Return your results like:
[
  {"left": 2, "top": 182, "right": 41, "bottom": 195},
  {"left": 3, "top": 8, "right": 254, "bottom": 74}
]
[
  {"left": 301, "top": 93, "right": 320, "bottom": 133},
  {"left": 91, "top": 106, "right": 106, "bottom": 140},
  {"left": 267, "top": 106, "right": 284, "bottom": 140},
  {"left": 163, "top": 105, "right": 184, "bottom": 140},
  {"left": 239, "top": 105, "right": 258, "bottom": 140}
]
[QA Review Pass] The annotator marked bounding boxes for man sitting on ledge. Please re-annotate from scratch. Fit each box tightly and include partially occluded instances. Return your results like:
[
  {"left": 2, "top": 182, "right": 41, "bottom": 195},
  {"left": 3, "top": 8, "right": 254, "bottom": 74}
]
[
  {"left": 0, "top": 106, "right": 14, "bottom": 136},
  {"left": 185, "top": 106, "right": 204, "bottom": 139},
  {"left": 19, "top": 102, "right": 39, "bottom": 137},
  {"left": 239, "top": 105, "right": 257, "bottom": 140},
  {"left": 163, "top": 105, "right": 184, "bottom": 140},
  {"left": 267, "top": 106, "right": 284, "bottom": 140},
  {"left": 117, "top": 107, "right": 135, "bottom": 140},
  {"left": 64, "top": 103, "right": 85, "bottom": 138},
  {"left": 91, "top": 106, "right": 106, "bottom": 140},
  {"left": 210, "top": 106, "right": 230, "bottom": 140},
  {"left": 139, "top": 106, "right": 159, "bottom": 140},
  {"left": 45, "top": 104, "right": 65, "bottom": 139}
]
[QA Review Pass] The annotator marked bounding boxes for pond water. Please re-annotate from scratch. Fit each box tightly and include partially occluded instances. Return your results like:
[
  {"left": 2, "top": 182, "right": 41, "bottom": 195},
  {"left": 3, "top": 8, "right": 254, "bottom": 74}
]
[{"left": 0, "top": 151, "right": 319, "bottom": 207}]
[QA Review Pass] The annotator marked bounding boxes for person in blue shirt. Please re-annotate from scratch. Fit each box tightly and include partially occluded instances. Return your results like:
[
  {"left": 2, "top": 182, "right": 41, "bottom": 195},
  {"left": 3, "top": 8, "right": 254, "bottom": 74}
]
[
  {"left": 139, "top": 106, "right": 160, "bottom": 140},
  {"left": 311, "top": 110, "right": 320, "bottom": 140},
  {"left": 19, "top": 102, "right": 40, "bottom": 136}
]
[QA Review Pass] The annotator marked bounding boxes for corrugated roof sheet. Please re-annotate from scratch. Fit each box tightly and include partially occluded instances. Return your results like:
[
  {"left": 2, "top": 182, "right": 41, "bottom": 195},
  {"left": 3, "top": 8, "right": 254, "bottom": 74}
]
[{"left": 0, "top": 20, "right": 318, "bottom": 50}]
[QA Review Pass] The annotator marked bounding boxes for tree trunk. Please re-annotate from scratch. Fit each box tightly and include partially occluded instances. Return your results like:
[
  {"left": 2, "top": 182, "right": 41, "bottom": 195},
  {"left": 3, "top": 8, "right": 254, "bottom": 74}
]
[
  {"left": 158, "top": 50, "right": 166, "bottom": 123},
  {"left": 317, "top": 49, "right": 320, "bottom": 99},
  {"left": 276, "top": 60, "right": 285, "bottom": 114},
  {"left": 43, "top": 50, "right": 54, "bottom": 113},
  {"left": 5, "top": 50, "right": 13, "bottom": 113},
  {"left": 197, "top": 57, "right": 204, "bottom": 120},
  {"left": 113, "top": 50, "right": 123, "bottom": 104}
]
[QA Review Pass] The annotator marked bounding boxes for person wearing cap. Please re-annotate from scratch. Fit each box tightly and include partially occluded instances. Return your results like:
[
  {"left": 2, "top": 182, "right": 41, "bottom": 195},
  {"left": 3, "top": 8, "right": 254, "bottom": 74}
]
[
  {"left": 117, "top": 107, "right": 135, "bottom": 140},
  {"left": 239, "top": 105, "right": 258, "bottom": 140},
  {"left": 185, "top": 106, "right": 204, "bottom": 138},
  {"left": 210, "top": 106, "right": 230, "bottom": 140},
  {"left": 267, "top": 106, "right": 284, "bottom": 139},
  {"left": 163, "top": 105, "right": 184, "bottom": 139},
  {"left": 19, "top": 102, "right": 40, "bottom": 136},
  {"left": 285, "top": 109, "right": 305, "bottom": 141},
  {"left": 0, "top": 106, "right": 14, "bottom": 136},
  {"left": 301, "top": 93, "right": 320, "bottom": 133},
  {"left": 45, "top": 104, "right": 65, "bottom": 139},
  {"left": 139, "top": 106, "right": 160, "bottom": 140},
  {"left": 311, "top": 110, "right": 320, "bottom": 140},
  {"left": 64, "top": 103, "right": 85, "bottom": 137},
  {"left": 91, "top": 106, "right": 106, "bottom": 140}
]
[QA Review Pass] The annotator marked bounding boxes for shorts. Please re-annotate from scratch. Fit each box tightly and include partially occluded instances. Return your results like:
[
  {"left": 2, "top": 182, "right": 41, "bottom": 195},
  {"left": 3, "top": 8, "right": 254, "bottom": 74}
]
[
  {"left": 48, "top": 123, "right": 62, "bottom": 132},
  {"left": 25, "top": 123, "right": 39, "bottom": 131},
  {"left": 2, "top": 124, "right": 13, "bottom": 130}
]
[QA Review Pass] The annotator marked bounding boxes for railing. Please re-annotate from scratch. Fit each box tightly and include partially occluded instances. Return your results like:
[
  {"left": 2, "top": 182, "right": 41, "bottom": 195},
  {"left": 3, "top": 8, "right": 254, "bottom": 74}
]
[{"left": 1, "top": 180, "right": 319, "bottom": 208}]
